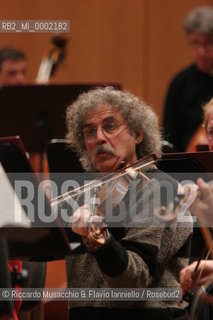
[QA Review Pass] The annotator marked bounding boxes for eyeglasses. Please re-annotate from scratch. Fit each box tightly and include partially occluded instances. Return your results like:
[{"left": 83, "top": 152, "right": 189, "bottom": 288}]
[
  {"left": 189, "top": 41, "right": 213, "bottom": 51},
  {"left": 83, "top": 119, "right": 128, "bottom": 142}
]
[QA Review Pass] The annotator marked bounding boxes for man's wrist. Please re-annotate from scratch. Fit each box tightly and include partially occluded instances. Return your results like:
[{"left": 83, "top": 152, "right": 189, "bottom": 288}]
[{"left": 83, "top": 226, "right": 110, "bottom": 252}]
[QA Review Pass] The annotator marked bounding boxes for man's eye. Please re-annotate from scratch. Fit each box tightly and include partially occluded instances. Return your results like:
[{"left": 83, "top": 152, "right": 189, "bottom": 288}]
[
  {"left": 208, "top": 130, "right": 213, "bottom": 137},
  {"left": 85, "top": 128, "right": 96, "bottom": 136},
  {"left": 8, "top": 71, "right": 16, "bottom": 76},
  {"left": 103, "top": 122, "right": 118, "bottom": 132}
]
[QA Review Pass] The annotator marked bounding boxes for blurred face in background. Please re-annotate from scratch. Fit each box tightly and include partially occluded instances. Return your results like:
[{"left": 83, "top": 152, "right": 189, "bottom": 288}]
[
  {"left": 207, "top": 112, "right": 213, "bottom": 151},
  {"left": 0, "top": 59, "right": 27, "bottom": 85},
  {"left": 188, "top": 32, "right": 213, "bottom": 74}
]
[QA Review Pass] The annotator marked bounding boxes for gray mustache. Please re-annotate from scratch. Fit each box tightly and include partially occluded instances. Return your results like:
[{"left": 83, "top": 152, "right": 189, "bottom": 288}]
[{"left": 94, "top": 144, "right": 116, "bottom": 157}]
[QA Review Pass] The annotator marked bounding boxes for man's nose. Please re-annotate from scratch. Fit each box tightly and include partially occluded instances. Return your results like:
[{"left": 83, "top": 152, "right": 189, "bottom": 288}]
[
  {"left": 209, "top": 142, "right": 213, "bottom": 152},
  {"left": 196, "top": 45, "right": 207, "bottom": 55},
  {"left": 96, "top": 126, "right": 107, "bottom": 142},
  {"left": 15, "top": 72, "right": 26, "bottom": 84}
]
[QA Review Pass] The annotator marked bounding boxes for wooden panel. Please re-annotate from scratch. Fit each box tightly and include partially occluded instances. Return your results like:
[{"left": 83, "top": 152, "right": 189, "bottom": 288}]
[
  {"left": 0, "top": 0, "right": 149, "bottom": 98},
  {"left": 1, "top": 0, "right": 213, "bottom": 129}
]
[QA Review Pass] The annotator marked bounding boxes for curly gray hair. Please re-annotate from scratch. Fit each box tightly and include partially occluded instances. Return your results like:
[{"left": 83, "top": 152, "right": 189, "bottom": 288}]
[
  {"left": 183, "top": 6, "right": 213, "bottom": 35},
  {"left": 66, "top": 87, "right": 162, "bottom": 172}
]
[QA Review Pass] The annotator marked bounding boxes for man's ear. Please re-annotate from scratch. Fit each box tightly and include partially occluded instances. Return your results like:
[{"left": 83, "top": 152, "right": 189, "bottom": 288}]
[{"left": 135, "top": 128, "right": 143, "bottom": 144}]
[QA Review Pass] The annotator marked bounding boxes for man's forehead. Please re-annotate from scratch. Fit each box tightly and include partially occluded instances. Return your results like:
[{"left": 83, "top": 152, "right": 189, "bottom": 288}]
[
  {"left": 1, "top": 59, "right": 27, "bottom": 70},
  {"left": 84, "top": 105, "right": 123, "bottom": 123}
]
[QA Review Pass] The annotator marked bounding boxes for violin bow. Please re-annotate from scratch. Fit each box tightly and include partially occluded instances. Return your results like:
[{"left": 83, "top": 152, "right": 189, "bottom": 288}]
[
  {"left": 188, "top": 190, "right": 213, "bottom": 319},
  {"left": 51, "top": 153, "right": 158, "bottom": 206}
]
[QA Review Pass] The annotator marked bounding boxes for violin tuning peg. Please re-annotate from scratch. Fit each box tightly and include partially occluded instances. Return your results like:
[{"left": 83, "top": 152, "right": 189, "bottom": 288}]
[{"left": 119, "top": 161, "right": 126, "bottom": 169}]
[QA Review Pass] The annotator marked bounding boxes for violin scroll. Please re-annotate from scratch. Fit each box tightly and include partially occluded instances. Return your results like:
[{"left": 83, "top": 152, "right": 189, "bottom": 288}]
[
  {"left": 36, "top": 34, "right": 68, "bottom": 83},
  {"left": 153, "top": 184, "right": 199, "bottom": 223}
]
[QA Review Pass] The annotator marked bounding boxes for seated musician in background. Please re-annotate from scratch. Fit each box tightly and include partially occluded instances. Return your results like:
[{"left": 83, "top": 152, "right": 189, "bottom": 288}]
[
  {"left": 203, "top": 97, "right": 213, "bottom": 152},
  {"left": 180, "top": 98, "right": 213, "bottom": 294},
  {"left": 65, "top": 86, "right": 193, "bottom": 320},
  {"left": 163, "top": 6, "right": 213, "bottom": 152},
  {"left": 0, "top": 47, "right": 27, "bottom": 86}
]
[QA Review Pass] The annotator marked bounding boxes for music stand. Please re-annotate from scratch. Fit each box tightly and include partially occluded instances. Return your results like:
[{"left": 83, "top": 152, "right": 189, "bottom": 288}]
[
  {"left": 0, "top": 83, "right": 121, "bottom": 154},
  {"left": 47, "top": 139, "right": 85, "bottom": 194},
  {"left": 0, "top": 136, "right": 72, "bottom": 259},
  {"left": 47, "top": 139, "right": 83, "bottom": 174},
  {"left": 159, "top": 151, "right": 213, "bottom": 173},
  {"left": 157, "top": 151, "right": 213, "bottom": 182}
]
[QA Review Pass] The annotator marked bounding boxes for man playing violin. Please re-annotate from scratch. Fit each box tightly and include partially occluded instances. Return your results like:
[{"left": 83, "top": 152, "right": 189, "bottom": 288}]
[{"left": 65, "top": 86, "right": 193, "bottom": 320}]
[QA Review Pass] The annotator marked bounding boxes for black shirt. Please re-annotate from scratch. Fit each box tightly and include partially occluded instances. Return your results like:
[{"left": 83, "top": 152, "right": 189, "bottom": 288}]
[{"left": 163, "top": 64, "right": 213, "bottom": 151}]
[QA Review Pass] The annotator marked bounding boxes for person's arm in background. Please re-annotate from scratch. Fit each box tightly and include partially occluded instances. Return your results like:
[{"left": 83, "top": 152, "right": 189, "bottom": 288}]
[
  {"left": 180, "top": 260, "right": 213, "bottom": 294},
  {"left": 189, "top": 178, "right": 213, "bottom": 227},
  {"left": 180, "top": 178, "right": 213, "bottom": 294}
]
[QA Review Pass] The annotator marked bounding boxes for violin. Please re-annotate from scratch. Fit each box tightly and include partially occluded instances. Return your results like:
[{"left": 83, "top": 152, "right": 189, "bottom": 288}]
[{"left": 50, "top": 154, "right": 158, "bottom": 247}]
